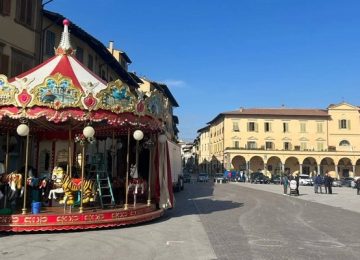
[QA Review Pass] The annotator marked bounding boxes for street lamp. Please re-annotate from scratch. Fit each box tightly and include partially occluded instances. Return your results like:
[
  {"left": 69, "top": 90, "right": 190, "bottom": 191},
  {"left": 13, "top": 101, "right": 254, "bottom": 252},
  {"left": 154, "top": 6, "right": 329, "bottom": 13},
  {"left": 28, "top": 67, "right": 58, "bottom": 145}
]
[
  {"left": 17, "top": 122, "right": 30, "bottom": 214},
  {"left": 79, "top": 125, "right": 95, "bottom": 213}
]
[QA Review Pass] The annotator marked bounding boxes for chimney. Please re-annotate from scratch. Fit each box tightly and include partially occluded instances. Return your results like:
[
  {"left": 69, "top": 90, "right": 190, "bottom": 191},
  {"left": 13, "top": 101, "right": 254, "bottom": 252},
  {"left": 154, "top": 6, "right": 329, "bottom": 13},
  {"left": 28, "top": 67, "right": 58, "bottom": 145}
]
[{"left": 109, "top": 40, "right": 114, "bottom": 53}]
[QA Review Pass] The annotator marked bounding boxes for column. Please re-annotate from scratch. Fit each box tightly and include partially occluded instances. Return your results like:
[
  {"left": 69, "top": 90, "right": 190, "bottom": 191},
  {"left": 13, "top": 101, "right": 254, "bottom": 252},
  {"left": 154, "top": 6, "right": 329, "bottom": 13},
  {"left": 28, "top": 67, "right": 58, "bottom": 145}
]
[
  {"left": 281, "top": 163, "right": 285, "bottom": 174},
  {"left": 299, "top": 164, "right": 303, "bottom": 175},
  {"left": 335, "top": 165, "right": 339, "bottom": 179},
  {"left": 317, "top": 164, "right": 321, "bottom": 175},
  {"left": 352, "top": 165, "right": 356, "bottom": 178}
]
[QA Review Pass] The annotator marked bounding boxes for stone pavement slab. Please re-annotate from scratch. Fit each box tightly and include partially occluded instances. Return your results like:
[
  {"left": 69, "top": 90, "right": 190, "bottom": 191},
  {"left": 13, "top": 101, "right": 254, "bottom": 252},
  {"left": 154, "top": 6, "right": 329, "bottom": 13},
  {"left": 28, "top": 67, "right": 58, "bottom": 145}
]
[{"left": 231, "top": 182, "right": 360, "bottom": 214}]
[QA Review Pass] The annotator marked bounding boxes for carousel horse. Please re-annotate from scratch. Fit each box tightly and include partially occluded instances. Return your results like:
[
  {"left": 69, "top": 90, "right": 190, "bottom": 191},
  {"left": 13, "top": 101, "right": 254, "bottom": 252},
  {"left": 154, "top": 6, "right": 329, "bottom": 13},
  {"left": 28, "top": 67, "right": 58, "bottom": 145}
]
[
  {"left": 127, "top": 164, "right": 147, "bottom": 205},
  {"left": 51, "top": 167, "right": 97, "bottom": 205},
  {"left": 0, "top": 172, "right": 23, "bottom": 209},
  {"left": 48, "top": 167, "right": 65, "bottom": 200},
  {"left": 0, "top": 172, "right": 23, "bottom": 191}
]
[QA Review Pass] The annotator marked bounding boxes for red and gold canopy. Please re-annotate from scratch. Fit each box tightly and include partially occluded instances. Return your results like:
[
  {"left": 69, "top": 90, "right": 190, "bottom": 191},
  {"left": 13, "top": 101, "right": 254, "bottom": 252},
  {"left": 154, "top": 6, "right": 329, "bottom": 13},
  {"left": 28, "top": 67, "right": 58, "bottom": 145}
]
[{"left": 0, "top": 19, "right": 165, "bottom": 137}]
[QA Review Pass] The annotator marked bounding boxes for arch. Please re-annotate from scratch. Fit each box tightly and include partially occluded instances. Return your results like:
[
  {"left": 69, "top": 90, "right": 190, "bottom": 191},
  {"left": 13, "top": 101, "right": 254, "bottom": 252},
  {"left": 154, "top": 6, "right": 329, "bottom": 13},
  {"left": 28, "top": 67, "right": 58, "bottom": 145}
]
[
  {"left": 320, "top": 157, "right": 335, "bottom": 177},
  {"left": 302, "top": 157, "right": 317, "bottom": 177},
  {"left": 266, "top": 156, "right": 282, "bottom": 177},
  {"left": 231, "top": 155, "right": 246, "bottom": 171},
  {"left": 338, "top": 157, "right": 353, "bottom": 178},
  {"left": 249, "top": 156, "right": 264, "bottom": 174},
  {"left": 339, "top": 140, "right": 350, "bottom": 146},
  {"left": 284, "top": 156, "right": 299, "bottom": 176}
]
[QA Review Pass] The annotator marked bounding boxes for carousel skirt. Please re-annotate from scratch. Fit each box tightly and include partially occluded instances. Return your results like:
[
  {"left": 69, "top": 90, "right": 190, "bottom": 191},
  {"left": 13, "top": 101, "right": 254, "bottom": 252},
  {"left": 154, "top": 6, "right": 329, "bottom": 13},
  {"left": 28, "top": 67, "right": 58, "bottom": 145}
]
[{"left": 0, "top": 203, "right": 164, "bottom": 232}]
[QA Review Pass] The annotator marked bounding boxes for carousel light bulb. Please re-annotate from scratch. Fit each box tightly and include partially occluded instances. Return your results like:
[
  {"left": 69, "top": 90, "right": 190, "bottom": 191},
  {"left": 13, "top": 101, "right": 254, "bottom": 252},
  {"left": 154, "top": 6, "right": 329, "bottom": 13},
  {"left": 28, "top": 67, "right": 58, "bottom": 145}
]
[
  {"left": 133, "top": 130, "right": 144, "bottom": 141},
  {"left": 17, "top": 124, "right": 29, "bottom": 136},
  {"left": 158, "top": 134, "right": 167, "bottom": 144},
  {"left": 83, "top": 126, "right": 95, "bottom": 138}
]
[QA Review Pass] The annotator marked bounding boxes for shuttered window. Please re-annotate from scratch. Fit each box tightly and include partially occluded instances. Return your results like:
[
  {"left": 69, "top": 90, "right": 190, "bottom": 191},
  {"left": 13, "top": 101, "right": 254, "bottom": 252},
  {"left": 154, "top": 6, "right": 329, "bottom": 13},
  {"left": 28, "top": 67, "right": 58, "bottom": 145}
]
[
  {"left": 0, "top": 0, "right": 11, "bottom": 15},
  {"left": 0, "top": 45, "right": 9, "bottom": 75}
]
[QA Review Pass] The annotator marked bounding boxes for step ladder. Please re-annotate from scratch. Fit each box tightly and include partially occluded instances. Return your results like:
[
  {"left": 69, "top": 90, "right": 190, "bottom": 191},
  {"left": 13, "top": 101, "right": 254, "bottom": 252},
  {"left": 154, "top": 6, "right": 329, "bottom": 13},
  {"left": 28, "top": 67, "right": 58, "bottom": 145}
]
[{"left": 96, "top": 172, "right": 115, "bottom": 209}]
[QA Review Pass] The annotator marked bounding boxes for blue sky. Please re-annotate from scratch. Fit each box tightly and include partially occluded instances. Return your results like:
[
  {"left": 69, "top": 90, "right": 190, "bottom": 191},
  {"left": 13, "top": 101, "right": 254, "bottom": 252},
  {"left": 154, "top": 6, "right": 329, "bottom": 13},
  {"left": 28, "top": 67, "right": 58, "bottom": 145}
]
[{"left": 46, "top": 0, "right": 360, "bottom": 141}]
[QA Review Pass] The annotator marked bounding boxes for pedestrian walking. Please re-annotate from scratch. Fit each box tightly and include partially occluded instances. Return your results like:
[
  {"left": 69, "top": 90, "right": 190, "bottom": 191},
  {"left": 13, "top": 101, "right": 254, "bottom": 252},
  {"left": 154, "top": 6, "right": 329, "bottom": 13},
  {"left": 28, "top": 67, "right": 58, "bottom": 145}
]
[{"left": 282, "top": 175, "right": 289, "bottom": 195}]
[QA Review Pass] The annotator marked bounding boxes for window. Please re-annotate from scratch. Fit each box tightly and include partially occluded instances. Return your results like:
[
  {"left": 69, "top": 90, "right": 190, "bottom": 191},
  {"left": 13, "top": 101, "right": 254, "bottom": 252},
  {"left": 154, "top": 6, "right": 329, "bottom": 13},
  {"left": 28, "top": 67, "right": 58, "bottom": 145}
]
[
  {"left": 283, "top": 122, "right": 289, "bottom": 133},
  {"left": 16, "top": 0, "right": 34, "bottom": 27},
  {"left": 300, "top": 142, "right": 307, "bottom": 150},
  {"left": 317, "top": 122, "right": 323, "bottom": 133},
  {"left": 11, "top": 48, "right": 34, "bottom": 77},
  {"left": 300, "top": 122, "right": 306, "bottom": 133},
  {"left": 45, "top": 31, "right": 56, "bottom": 56},
  {"left": 76, "top": 47, "right": 84, "bottom": 62},
  {"left": 232, "top": 121, "right": 239, "bottom": 132},
  {"left": 234, "top": 141, "right": 239, "bottom": 148},
  {"left": 247, "top": 141, "right": 257, "bottom": 149},
  {"left": 264, "top": 122, "right": 271, "bottom": 132},
  {"left": 88, "top": 54, "right": 93, "bottom": 71},
  {"left": 339, "top": 140, "right": 350, "bottom": 146},
  {"left": 248, "top": 122, "right": 257, "bottom": 132},
  {"left": 317, "top": 142, "right": 324, "bottom": 151},
  {"left": 0, "top": 0, "right": 11, "bottom": 15},
  {"left": 265, "top": 142, "right": 273, "bottom": 150},
  {"left": 284, "top": 142, "right": 290, "bottom": 150},
  {"left": 339, "top": 119, "right": 350, "bottom": 129},
  {"left": 0, "top": 45, "right": 9, "bottom": 75}
]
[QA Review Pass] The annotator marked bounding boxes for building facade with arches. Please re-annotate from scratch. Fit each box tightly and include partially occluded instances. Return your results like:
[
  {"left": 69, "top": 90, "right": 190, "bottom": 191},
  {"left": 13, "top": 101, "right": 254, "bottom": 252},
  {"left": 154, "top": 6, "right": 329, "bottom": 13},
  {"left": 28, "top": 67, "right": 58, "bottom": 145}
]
[{"left": 197, "top": 102, "right": 360, "bottom": 178}]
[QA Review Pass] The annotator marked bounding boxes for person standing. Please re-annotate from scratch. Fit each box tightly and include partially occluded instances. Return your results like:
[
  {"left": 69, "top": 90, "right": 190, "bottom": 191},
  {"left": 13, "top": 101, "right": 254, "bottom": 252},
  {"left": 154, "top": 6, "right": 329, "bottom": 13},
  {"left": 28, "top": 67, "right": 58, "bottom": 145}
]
[
  {"left": 282, "top": 175, "right": 289, "bottom": 195},
  {"left": 356, "top": 178, "right": 360, "bottom": 195},
  {"left": 314, "top": 174, "right": 323, "bottom": 193},
  {"left": 295, "top": 174, "right": 300, "bottom": 195},
  {"left": 324, "top": 172, "right": 333, "bottom": 194}
]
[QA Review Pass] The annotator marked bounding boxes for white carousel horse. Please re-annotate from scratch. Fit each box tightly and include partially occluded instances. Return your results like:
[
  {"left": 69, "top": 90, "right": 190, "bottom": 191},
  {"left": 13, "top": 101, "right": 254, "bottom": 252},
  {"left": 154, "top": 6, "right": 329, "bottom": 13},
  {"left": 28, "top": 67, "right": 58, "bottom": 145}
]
[
  {"left": 48, "top": 167, "right": 65, "bottom": 200},
  {"left": 128, "top": 165, "right": 147, "bottom": 205}
]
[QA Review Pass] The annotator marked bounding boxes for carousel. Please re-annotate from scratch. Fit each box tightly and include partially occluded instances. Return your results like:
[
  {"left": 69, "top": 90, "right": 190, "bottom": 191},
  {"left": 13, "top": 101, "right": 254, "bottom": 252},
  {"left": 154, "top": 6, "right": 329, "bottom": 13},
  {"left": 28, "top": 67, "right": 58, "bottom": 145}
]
[{"left": 0, "top": 20, "right": 174, "bottom": 232}]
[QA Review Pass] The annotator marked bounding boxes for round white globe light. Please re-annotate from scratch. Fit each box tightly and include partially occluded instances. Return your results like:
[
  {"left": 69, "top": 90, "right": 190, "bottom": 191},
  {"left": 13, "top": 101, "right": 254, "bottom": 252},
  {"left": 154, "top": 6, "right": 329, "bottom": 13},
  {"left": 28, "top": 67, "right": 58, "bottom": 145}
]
[
  {"left": 83, "top": 126, "right": 95, "bottom": 138},
  {"left": 133, "top": 130, "right": 144, "bottom": 141},
  {"left": 17, "top": 124, "right": 29, "bottom": 136},
  {"left": 158, "top": 134, "right": 167, "bottom": 144}
]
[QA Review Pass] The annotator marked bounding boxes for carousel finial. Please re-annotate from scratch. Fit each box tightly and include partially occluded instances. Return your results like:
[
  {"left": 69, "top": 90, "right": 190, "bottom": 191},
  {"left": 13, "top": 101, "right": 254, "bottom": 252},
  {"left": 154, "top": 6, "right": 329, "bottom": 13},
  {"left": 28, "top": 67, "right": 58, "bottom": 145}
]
[{"left": 55, "top": 19, "right": 75, "bottom": 56}]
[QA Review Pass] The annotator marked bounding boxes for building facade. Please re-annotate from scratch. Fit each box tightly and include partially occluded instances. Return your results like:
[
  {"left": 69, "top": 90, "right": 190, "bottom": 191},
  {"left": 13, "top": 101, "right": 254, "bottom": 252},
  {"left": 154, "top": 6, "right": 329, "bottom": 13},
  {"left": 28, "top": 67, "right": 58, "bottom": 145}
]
[
  {"left": 0, "top": 0, "right": 42, "bottom": 77},
  {"left": 197, "top": 102, "right": 360, "bottom": 178}
]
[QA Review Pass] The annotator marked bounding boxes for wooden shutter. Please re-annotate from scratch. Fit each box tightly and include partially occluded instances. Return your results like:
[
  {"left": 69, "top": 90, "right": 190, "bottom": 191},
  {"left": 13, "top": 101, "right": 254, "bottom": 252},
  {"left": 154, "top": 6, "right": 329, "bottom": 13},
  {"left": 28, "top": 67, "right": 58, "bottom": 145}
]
[{"left": 1, "top": 0, "right": 11, "bottom": 15}]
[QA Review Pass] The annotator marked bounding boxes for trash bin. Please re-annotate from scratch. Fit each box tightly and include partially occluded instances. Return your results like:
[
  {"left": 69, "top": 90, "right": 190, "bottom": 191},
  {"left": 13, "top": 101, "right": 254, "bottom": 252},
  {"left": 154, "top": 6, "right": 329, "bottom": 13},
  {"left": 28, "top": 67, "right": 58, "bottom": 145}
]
[{"left": 31, "top": 202, "right": 41, "bottom": 214}]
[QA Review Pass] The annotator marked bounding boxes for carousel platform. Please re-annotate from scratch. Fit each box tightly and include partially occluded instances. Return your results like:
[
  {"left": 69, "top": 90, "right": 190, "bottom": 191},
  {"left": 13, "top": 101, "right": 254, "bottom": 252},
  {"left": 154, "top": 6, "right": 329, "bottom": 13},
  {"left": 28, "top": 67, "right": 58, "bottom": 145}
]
[{"left": 0, "top": 203, "right": 164, "bottom": 232}]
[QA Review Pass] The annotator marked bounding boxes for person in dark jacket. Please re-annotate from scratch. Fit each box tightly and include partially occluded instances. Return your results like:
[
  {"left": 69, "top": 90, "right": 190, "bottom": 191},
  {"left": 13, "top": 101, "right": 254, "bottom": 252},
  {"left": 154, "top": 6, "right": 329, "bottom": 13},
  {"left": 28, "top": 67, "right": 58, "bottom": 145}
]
[
  {"left": 314, "top": 174, "right": 323, "bottom": 194},
  {"left": 324, "top": 172, "right": 333, "bottom": 194},
  {"left": 355, "top": 178, "right": 360, "bottom": 195},
  {"left": 295, "top": 174, "right": 300, "bottom": 195}
]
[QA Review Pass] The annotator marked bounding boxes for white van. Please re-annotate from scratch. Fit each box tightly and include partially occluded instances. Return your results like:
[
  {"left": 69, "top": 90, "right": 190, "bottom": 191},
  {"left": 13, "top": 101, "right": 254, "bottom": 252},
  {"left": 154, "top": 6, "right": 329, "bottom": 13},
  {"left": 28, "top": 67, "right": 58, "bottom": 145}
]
[{"left": 299, "top": 174, "right": 313, "bottom": 186}]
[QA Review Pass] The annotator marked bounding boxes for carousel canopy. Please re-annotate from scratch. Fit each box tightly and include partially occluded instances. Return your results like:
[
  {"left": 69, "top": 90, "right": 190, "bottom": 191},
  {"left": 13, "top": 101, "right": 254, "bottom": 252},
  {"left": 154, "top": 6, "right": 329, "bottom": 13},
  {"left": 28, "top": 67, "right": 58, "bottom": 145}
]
[{"left": 0, "top": 19, "right": 165, "bottom": 136}]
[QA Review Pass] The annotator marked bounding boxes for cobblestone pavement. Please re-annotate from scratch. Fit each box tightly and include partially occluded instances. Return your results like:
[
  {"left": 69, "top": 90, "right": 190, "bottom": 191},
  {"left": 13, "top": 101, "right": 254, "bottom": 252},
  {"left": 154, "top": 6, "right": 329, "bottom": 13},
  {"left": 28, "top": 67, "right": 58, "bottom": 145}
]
[{"left": 232, "top": 182, "right": 360, "bottom": 214}]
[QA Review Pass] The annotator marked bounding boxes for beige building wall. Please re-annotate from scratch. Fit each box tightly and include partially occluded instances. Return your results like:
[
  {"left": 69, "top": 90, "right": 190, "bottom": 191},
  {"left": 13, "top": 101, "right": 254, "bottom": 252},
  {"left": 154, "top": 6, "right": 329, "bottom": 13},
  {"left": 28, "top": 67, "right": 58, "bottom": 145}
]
[
  {"left": 198, "top": 102, "right": 360, "bottom": 179},
  {"left": 0, "top": 0, "right": 42, "bottom": 76}
]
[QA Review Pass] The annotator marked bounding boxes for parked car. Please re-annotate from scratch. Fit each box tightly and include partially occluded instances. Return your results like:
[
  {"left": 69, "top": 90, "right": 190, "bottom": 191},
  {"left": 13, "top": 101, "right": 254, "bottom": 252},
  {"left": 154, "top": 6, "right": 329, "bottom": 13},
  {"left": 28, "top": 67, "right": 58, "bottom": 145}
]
[
  {"left": 197, "top": 173, "right": 209, "bottom": 182},
  {"left": 340, "top": 177, "right": 354, "bottom": 187},
  {"left": 332, "top": 178, "right": 342, "bottom": 187},
  {"left": 251, "top": 172, "right": 270, "bottom": 184},
  {"left": 270, "top": 175, "right": 281, "bottom": 184},
  {"left": 183, "top": 174, "right": 191, "bottom": 183},
  {"left": 214, "top": 173, "right": 227, "bottom": 183},
  {"left": 299, "top": 174, "right": 313, "bottom": 186}
]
